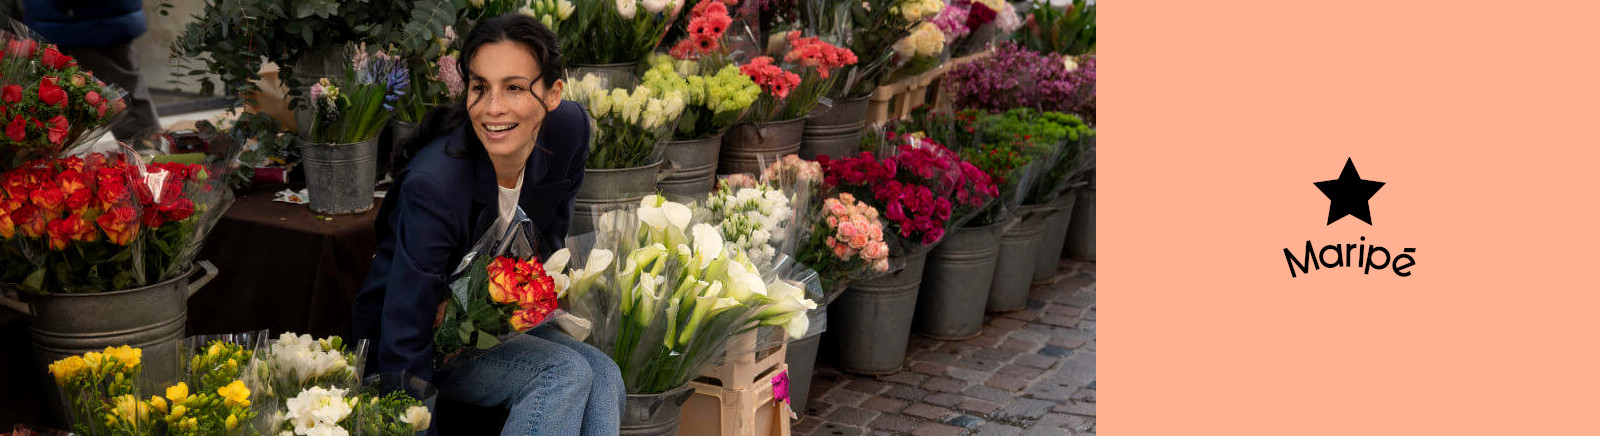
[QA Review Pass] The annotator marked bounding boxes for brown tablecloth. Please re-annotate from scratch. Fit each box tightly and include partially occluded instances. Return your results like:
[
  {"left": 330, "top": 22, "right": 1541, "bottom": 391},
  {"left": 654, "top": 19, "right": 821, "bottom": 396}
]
[{"left": 187, "top": 183, "right": 381, "bottom": 338}]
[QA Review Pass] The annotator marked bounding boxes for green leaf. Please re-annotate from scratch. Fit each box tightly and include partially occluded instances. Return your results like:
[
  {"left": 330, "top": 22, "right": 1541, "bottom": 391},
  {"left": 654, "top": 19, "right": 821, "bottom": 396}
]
[
  {"left": 23, "top": 269, "right": 46, "bottom": 294},
  {"left": 474, "top": 334, "right": 500, "bottom": 349}
]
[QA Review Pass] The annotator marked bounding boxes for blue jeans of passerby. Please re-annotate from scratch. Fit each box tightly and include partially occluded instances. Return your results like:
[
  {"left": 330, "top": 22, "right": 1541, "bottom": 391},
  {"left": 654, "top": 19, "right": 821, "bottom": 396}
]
[{"left": 435, "top": 323, "right": 624, "bottom": 436}]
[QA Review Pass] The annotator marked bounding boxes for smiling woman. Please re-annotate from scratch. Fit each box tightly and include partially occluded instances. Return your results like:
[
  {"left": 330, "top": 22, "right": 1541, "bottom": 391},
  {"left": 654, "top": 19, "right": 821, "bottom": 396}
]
[{"left": 350, "top": 14, "right": 624, "bottom": 436}]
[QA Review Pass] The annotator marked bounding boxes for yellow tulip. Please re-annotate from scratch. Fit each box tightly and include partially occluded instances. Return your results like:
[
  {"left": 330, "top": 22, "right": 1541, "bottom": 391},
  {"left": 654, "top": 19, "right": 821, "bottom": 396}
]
[
  {"left": 166, "top": 383, "right": 190, "bottom": 404},
  {"left": 217, "top": 380, "right": 251, "bottom": 408}
]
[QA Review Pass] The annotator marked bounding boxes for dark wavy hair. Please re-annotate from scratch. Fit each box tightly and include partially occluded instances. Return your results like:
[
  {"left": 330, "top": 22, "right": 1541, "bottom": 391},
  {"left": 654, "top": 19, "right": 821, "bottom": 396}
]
[{"left": 390, "top": 13, "right": 566, "bottom": 177}]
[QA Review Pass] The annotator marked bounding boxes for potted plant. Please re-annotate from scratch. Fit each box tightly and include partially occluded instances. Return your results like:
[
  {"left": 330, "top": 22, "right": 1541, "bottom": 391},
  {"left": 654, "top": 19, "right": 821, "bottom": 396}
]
[{"left": 297, "top": 46, "right": 408, "bottom": 215}]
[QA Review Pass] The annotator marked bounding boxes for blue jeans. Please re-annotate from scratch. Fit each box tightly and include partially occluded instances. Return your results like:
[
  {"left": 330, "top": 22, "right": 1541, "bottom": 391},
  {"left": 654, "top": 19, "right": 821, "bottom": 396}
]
[{"left": 436, "top": 323, "right": 624, "bottom": 436}]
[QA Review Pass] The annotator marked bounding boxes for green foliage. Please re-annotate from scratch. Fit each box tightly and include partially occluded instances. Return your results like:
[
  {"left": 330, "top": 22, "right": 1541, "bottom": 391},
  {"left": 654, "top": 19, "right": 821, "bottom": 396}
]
[{"left": 1012, "top": 0, "right": 1096, "bottom": 56}]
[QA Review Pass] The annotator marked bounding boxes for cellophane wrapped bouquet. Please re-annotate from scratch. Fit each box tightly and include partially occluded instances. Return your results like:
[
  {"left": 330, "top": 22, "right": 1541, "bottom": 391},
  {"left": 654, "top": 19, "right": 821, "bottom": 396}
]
[
  {"left": 816, "top": 130, "right": 999, "bottom": 261},
  {"left": 932, "top": 0, "right": 1023, "bottom": 57},
  {"left": 892, "top": 107, "right": 1050, "bottom": 226},
  {"left": 0, "top": 29, "right": 128, "bottom": 170},
  {"left": 562, "top": 73, "right": 687, "bottom": 169},
  {"left": 751, "top": 31, "right": 857, "bottom": 121},
  {"left": 48, "top": 340, "right": 266, "bottom": 436},
  {"left": 1, "top": 146, "right": 232, "bottom": 294},
  {"left": 553, "top": 194, "right": 818, "bottom": 393},
  {"left": 432, "top": 208, "right": 561, "bottom": 361}
]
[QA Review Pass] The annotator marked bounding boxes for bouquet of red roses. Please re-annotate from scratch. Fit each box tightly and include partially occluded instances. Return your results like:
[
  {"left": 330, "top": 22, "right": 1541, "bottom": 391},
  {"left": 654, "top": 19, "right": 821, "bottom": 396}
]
[
  {"left": 433, "top": 209, "right": 561, "bottom": 361},
  {"left": 817, "top": 132, "right": 997, "bottom": 258},
  {"left": 0, "top": 148, "right": 228, "bottom": 294},
  {"left": 0, "top": 30, "right": 128, "bottom": 171}
]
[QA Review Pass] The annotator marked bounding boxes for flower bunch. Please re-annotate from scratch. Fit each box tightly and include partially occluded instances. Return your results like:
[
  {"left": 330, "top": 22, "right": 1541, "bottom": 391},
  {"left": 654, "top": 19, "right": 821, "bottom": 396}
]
[
  {"left": 643, "top": 60, "right": 759, "bottom": 140},
  {"left": 706, "top": 181, "right": 795, "bottom": 269},
  {"left": 433, "top": 254, "right": 558, "bottom": 357},
  {"left": 818, "top": 133, "right": 998, "bottom": 253},
  {"left": 670, "top": 0, "right": 735, "bottom": 64},
  {"left": 739, "top": 56, "right": 801, "bottom": 122},
  {"left": 354, "top": 391, "right": 433, "bottom": 436},
  {"left": 946, "top": 42, "right": 1087, "bottom": 115},
  {"left": 520, "top": 0, "right": 578, "bottom": 32},
  {"left": 147, "top": 380, "right": 256, "bottom": 436},
  {"left": 49, "top": 346, "right": 146, "bottom": 435},
  {"left": 565, "top": 0, "right": 682, "bottom": 64},
  {"left": 1013, "top": 0, "right": 1095, "bottom": 56},
  {"left": 760, "top": 154, "right": 824, "bottom": 189},
  {"left": 797, "top": 192, "right": 890, "bottom": 298},
  {"left": 1, "top": 151, "right": 222, "bottom": 294},
  {"left": 562, "top": 74, "right": 686, "bottom": 169},
  {"left": 306, "top": 46, "right": 408, "bottom": 144},
  {"left": 893, "top": 0, "right": 946, "bottom": 22},
  {"left": 279, "top": 386, "right": 355, "bottom": 436},
  {"left": 0, "top": 34, "right": 127, "bottom": 169},
  {"left": 889, "top": 22, "right": 948, "bottom": 77},
  {"left": 187, "top": 340, "right": 255, "bottom": 395},
  {"left": 764, "top": 32, "right": 858, "bottom": 120},
  {"left": 556, "top": 195, "right": 818, "bottom": 393},
  {"left": 393, "top": 31, "right": 462, "bottom": 124},
  {"left": 801, "top": 0, "right": 941, "bottom": 98},
  {"left": 258, "top": 333, "right": 364, "bottom": 405}
]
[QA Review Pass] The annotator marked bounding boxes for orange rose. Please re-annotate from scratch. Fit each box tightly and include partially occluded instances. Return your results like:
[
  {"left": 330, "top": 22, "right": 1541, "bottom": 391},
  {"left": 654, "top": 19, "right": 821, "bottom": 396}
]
[
  {"left": 17, "top": 205, "right": 47, "bottom": 237},
  {"left": 96, "top": 205, "right": 138, "bottom": 245},
  {"left": 46, "top": 214, "right": 92, "bottom": 250},
  {"left": 508, "top": 308, "right": 547, "bottom": 332},
  {"left": 486, "top": 257, "right": 524, "bottom": 304},
  {"left": 30, "top": 187, "right": 65, "bottom": 215},
  {"left": 518, "top": 274, "right": 559, "bottom": 313},
  {"left": 0, "top": 207, "right": 14, "bottom": 239}
]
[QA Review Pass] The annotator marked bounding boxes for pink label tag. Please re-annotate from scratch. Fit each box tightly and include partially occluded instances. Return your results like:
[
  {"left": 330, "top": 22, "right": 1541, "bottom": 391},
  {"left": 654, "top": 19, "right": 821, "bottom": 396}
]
[{"left": 772, "top": 369, "right": 798, "bottom": 419}]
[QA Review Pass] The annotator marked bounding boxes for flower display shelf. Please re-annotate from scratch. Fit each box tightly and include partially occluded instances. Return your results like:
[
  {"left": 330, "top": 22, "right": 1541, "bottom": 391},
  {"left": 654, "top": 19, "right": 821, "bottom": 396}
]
[
  {"left": 866, "top": 49, "right": 996, "bottom": 124},
  {"left": 679, "top": 362, "right": 793, "bottom": 436}
]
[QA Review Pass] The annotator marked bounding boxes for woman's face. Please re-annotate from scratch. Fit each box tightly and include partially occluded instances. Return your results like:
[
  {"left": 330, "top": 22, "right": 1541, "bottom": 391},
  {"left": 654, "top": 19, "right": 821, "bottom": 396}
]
[{"left": 467, "top": 40, "right": 564, "bottom": 161}]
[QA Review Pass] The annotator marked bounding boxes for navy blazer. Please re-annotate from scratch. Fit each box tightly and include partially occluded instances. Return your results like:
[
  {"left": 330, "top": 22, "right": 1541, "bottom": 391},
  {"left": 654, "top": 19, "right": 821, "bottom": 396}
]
[{"left": 352, "top": 100, "right": 589, "bottom": 382}]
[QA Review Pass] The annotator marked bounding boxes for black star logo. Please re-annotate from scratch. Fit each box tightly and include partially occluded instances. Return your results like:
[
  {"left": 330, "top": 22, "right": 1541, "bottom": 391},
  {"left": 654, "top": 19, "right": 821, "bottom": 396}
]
[{"left": 1314, "top": 158, "right": 1384, "bottom": 225}]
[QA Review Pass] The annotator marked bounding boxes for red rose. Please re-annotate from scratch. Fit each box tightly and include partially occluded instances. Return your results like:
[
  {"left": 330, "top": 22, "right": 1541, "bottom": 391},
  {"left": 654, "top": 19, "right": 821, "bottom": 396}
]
[
  {"left": 6, "top": 39, "right": 37, "bottom": 59},
  {"left": 38, "top": 77, "right": 66, "bottom": 108},
  {"left": 30, "top": 187, "right": 64, "bottom": 214},
  {"left": 17, "top": 205, "right": 47, "bottom": 237},
  {"left": 40, "top": 46, "right": 72, "bottom": 70},
  {"left": 95, "top": 103, "right": 106, "bottom": 117},
  {"left": 158, "top": 197, "right": 195, "bottom": 222},
  {"left": 46, "top": 115, "right": 68, "bottom": 145},
  {"left": 95, "top": 178, "right": 130, "bottom": 210},
  {"left": 85, "top": 91, "right": 101, "bottom": 107},
  {"left": 96, "top": 205, "right": 139, "bottom": 245},
  {"left": 141, "top": 205, "right": 165, "bottom": 228},
  {"left": 1, "top": 85, "right": 20, "bottom": 103},
  {"left": 45, "top": 213, "right": 93, "bottom": 249}
]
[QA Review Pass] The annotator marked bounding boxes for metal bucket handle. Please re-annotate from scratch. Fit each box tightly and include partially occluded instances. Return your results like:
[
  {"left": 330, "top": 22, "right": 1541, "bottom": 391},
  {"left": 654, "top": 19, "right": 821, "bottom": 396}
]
[
  {"left": 655, "top": 159, "right": 678, "bottom": 184},
  {"left": 0, "top": 260, "right": 219, "bottom": 316}
]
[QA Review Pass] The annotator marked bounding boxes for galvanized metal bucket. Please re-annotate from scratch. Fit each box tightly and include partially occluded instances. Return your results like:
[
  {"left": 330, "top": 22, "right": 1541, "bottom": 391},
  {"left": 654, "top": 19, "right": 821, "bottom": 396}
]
[
  {"left": 800, "top": 96, "right": 871, "bottom": 160},
  {"left": 656, "top": 135, "right": 721, "bottom": 199},
  {"left": 916, "top": 222, "right": 1003, "bottom": 340},
  {"left": 0, "top": 261, "right": 219, "bottom": 426},
  {"left": 782, "top": 306, "right": 827, "bottom": 414},
  {"left": 572, "top": 160, "right": 673, "bottom": 234},
  {"left": 832, "top": 252, "right": 929, "bottom": 375},
  {"left": 1031, "top": 190, "right": 1079, "bottom": 285},
  {"left": 570, "top": 62, "right": 641, "bottom": 89},
  {"left": 720, "top": 119, "right": 805, "bottom": 175},
  {"left": 1064, "top": 186, "right": 1095, "bottom": 260},
  {"left": 988, "top": 205, "right": 1052, "bottom": 313},
  {"left": 620, "top": 385, "right": 695, "bottom": 436},
  {"left": 300, "top": 135, "right": 381, "bottom": 215}
]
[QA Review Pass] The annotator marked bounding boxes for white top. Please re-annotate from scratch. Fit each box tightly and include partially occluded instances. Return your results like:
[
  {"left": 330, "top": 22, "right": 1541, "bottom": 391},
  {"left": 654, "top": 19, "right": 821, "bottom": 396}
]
[{"left": 494, "top": 172, "right": 525, "bottom": 239}]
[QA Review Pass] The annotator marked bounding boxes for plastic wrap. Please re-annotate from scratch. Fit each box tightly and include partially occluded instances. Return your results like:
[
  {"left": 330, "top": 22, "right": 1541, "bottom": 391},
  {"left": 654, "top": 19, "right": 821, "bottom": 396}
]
[
  {"left": 1, "top": 147, "right": 153, "bottom": 293},
  {"left": 47, "top": 346, "right": 148, "bottom": 435},
  {"left": 355, "top": 372, "right": 437, "bottom": 436},
  {"left": 562, "top": 73, "right": 686, "bottom": 169},
  {"left": 432, "top": 207, "right": 560, "bottom": 364},
  {"left": 0, "top": 21, "right": 130, "bottom": 170},
  {"left": 248, "top": 333, "right": 369, "bottom": 417},
  {"left": 179, "top": 331, "right": 270, "bottom": 435}
]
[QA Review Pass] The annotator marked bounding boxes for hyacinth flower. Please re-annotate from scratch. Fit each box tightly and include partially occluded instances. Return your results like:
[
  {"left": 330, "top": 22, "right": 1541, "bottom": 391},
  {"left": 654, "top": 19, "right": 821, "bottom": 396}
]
[{"left": 307, "top": 46, "right": 409, "bottom": 144}]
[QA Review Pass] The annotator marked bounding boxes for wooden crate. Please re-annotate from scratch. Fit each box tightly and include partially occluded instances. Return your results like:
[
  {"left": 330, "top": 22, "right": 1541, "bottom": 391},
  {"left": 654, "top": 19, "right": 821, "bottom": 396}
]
[
  {"left": 678, "top": 363, "right": 794, "bottom": 436},
  {"left": 695, "top": 328, "right": 788, "bottom": 391},
  {"left": 866, "top": 49, "right": 997, "bottom": 125}
]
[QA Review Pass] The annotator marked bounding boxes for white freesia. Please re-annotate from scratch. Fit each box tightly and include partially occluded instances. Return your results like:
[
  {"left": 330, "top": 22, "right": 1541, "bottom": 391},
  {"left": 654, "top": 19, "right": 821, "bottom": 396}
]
[
  {"left": 283, "top": 386, "right": 352, "bottom": 436},
  {"left": 400, "top": 405, "right": 432, "bottom": 431}
]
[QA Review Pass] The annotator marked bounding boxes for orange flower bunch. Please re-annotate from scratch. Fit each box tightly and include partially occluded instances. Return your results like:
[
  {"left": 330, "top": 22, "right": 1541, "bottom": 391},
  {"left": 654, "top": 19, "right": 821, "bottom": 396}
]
[{"left": 485, "top": 256, "right": 560, "bottom": 331}]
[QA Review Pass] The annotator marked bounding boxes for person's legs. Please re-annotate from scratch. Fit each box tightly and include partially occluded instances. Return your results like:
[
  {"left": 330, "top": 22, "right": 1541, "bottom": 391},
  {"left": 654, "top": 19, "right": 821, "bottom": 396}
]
[
  {"left": 435, "top": 333, "right": 595, "bottom": 436},
  {"left": 61, "top": 42, "right": 161, "bottom": 142},
  {"left": 529, "top": 323, "right": 624, "bottom": 436}
]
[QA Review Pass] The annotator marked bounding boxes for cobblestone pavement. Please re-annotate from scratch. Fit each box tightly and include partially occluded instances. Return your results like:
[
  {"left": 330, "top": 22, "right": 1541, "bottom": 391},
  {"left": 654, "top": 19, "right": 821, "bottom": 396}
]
[{"left": 797, "top": 259, "right": 1097, "bottom": 436}]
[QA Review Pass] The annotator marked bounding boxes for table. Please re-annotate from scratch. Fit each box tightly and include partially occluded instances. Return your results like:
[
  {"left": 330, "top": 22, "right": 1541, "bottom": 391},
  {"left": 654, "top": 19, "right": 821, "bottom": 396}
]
[{"left": 187, "top": 183, "right": 381, "bottom": 338}]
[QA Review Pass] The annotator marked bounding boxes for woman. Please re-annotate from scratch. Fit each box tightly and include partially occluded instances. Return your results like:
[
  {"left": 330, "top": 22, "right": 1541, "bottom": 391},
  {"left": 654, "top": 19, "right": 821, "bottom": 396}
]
[{"left": 352, "top": 14, "right": 622, "bottom": 435}]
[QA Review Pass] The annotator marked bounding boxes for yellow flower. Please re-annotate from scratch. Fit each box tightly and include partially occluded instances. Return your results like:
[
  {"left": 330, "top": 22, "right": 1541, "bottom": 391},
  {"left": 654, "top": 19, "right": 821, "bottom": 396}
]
[
  {"left": 104, "top": 345, "right": 142, "bottom": 369},
  {"left": 170, "top": 405, "right": 187, "bottom": 419},
  {"left": 218, "top": 380, "right": 251, "bottom": 408},
  {"left": 149, "top": 395, "right": 169, "bottom": 414},
  {"left": 225, "top": 414, "right": 239, "bottom": 430},
  {"left": 166, "top": 382, "right": 190, "bottom": 404},
  {"left": 48, "top": 356, "right": 88, "bottom": 386},
  {"left": 111, "top": 395, "right": 143, "bottom": 423},
  {"left": 82, "top": 352, "right": 105, "bottom": 372},
  {"left": 207, "top": 342, "right": 224, "bottom": 358}
]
